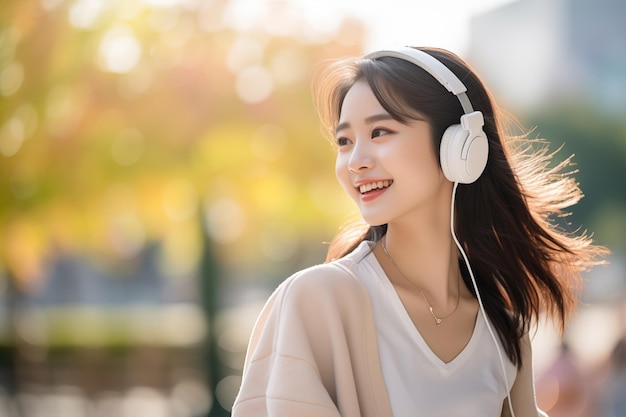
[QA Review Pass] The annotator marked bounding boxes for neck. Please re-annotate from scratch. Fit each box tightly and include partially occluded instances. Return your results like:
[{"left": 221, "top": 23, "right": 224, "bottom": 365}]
[{"left": 378, "top": 212, "right": 460, "bottom": 306}]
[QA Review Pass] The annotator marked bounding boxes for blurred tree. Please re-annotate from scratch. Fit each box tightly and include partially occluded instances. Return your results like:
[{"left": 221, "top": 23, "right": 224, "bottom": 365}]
[
  {"left": 526, "top": 103, "right": 626, "bottom": 253},
  {"left": 0, "top": 0, "right": 366, "bottom": 413},
  {"left": 0, "top": 0, "right": 362, "bottom": 292}
]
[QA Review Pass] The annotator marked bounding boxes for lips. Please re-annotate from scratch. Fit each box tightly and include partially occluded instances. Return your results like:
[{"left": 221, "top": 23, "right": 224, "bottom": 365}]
[{"left": 358, "top": 180, "right": 393, "bottom": 194}]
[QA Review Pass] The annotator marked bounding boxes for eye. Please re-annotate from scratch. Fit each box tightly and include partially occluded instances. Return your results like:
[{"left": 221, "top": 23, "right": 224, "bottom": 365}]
[
  {"left": 371, "top": 128, "right": 392, "bottom": 138},
  {"left": 335, "top": 137, "right": 352, "bottom": 147}
]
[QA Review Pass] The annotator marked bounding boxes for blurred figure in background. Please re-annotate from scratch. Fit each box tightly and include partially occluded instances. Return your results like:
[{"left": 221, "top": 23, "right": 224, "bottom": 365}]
[
  {"left": 601, "top": 336, "right": 626, "bottom": 417},
  {"left": 536, "top": 343, "right": 590, "bottom": 417}
]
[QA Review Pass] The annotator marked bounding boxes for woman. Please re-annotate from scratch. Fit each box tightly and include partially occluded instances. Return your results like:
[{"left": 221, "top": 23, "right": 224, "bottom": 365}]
[{"left": 231, "top": 46, "right": 607, "bottom": 417}]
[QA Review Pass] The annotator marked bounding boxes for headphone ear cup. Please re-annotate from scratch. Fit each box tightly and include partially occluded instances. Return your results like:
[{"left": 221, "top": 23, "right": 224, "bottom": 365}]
[
  {"left": 440, "top": 124, "right": 465, "bottom": 183},
  {"left": 440, "top": 124, "right": 488, "bottom": 184}
]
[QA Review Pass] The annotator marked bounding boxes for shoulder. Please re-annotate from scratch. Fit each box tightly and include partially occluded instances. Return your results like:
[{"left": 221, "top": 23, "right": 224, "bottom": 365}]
[
  {"left": 269, "top": 248, "right": 372, "bottom": 319},
  {"left": 279, "top": 241, "right": 369, "bottom": 291},
  {"left": 280, "top": 260, "right": 365, "bottom": 301}
]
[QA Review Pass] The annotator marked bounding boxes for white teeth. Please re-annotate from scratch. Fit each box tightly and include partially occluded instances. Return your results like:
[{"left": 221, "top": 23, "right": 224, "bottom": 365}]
[{"left": 359, "top": 180, "right": 392, "bottom": 194}]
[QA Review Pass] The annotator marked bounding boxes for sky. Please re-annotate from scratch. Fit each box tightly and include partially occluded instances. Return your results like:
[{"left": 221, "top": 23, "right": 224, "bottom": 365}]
[
  {"left": 293, "top": 0, "right": 518, "bottom": 54},
  {"left": 216, "top": 0, "right": 518, "bottom": 56}
]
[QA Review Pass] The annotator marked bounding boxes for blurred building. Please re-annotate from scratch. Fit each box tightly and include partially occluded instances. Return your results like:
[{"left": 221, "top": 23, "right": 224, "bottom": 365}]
[{"left": 467, "top": 0, "right": 626, "bottom": 113}]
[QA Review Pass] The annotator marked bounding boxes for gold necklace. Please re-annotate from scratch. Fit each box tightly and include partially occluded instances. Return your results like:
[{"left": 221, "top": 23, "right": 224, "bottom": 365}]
[{"left": 381, "top": 236, "right": 461, "bottom": 327}]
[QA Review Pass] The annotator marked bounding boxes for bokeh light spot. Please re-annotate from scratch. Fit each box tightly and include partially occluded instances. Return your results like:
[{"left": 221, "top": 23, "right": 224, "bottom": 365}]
[
  {"left": 161, "top": 304, "right": 207, "bottom": 346},
  {"left": 0, "top": 116, "right": 25, "bottom": 157},
  {"left": 97, "top": 26, "right": 142, "bottom": 74},
  {"left": 122, "top": 387, "right": 169, "bottom": 417},
  {"left": 205, "top": 198, "right": 246, "bottom": 244},
  {"left": 235, "top": 65, "right": 273, "bottom": 103},
  {"left": 0, "top": 61, "right": 24, "bottom": 96},
  {"left": 68, "top": 0, "right": 106, "bottom": 29},
  {"left": 215, "top": 375, "right": 241, "bottom": 412}
]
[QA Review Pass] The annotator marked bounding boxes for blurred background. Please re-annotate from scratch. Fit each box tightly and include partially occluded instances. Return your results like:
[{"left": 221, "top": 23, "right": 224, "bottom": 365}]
[{"left": 0, "top": 0, "right": 624, "bottom": 416}]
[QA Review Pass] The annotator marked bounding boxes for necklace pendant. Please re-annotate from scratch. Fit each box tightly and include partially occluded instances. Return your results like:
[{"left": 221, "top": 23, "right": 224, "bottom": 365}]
[{"left": 381, "top": 237, "right": 460, "bottom": 329}]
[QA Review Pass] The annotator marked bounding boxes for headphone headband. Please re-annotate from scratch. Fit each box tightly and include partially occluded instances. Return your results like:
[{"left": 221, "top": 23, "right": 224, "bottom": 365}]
[{"left": 364, "top": 47, "right": 474, "bottom": 114}]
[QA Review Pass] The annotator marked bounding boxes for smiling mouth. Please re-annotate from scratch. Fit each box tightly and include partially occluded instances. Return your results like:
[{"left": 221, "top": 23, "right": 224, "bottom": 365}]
[{"left": 359, "top": 180, "right": 393, "bottom": 194}]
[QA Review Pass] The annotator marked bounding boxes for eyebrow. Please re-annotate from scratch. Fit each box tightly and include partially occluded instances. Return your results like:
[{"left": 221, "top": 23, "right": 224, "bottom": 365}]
[{"left": 335, "top": 113, "right": 395, "bottom": 134}]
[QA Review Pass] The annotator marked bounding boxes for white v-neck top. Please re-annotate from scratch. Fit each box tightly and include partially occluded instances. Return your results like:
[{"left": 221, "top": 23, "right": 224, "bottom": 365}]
[{"left": 354, "top": 241, "right": 517, "bottom": 417}]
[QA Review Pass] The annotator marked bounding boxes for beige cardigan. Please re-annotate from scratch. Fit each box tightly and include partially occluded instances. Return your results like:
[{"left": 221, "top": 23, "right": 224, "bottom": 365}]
[{"left": 231, "top": 256, "right": 394, "bottom": 417}]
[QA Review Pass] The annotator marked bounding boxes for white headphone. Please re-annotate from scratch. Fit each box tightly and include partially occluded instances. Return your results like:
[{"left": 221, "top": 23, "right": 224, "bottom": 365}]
[{"left": 364, "top": 47, "right": 489, "bottom": 184}]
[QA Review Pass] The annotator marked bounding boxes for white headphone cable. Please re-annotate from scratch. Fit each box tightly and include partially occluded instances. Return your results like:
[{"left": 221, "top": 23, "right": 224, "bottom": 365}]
[{"left": 450, "top": 181, "right": 516, "bottom": 417}]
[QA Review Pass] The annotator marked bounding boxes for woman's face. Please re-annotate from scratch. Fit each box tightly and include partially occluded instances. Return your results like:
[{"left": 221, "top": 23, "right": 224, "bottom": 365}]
[{"left": 334, "top": 80, "right": 450, "bottom": 226}]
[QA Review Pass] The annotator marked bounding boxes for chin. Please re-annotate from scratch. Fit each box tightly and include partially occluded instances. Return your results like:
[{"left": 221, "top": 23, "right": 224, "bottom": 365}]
[
  {"left": 365, "top": 220, "right": 386, "bottom": 227},
  {"left": 360, "top": 213, "right": 388, "bottom": 227}
]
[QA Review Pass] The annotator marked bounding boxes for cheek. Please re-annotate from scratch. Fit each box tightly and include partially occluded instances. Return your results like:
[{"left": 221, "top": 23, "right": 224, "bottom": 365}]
[
  {"left": 408, "top": 141, "right": 440, "bottom": 171},
  {"left": 393, "top": 144, "right": 442, "bottom": 183}
]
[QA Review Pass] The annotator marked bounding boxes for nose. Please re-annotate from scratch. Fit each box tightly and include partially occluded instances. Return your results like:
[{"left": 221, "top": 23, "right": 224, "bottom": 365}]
[{"left": 347, "top": 142, "right": 375, "bottom": 173}]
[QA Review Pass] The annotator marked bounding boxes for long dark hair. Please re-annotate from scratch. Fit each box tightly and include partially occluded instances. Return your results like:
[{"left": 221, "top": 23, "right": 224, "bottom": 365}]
[{"left": 313, "top": 47, "right": 608, "bottom": 368}]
